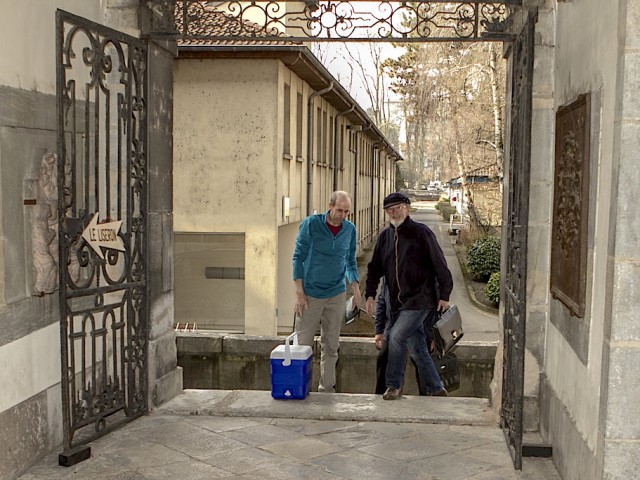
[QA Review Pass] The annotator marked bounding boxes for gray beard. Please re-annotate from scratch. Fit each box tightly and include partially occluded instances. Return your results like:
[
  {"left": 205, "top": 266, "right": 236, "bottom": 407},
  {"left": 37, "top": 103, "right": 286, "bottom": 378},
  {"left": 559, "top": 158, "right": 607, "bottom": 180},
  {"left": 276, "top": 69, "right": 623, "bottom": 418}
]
[{"left": 390, "top": 218, "right": 405, "bottom": 228}]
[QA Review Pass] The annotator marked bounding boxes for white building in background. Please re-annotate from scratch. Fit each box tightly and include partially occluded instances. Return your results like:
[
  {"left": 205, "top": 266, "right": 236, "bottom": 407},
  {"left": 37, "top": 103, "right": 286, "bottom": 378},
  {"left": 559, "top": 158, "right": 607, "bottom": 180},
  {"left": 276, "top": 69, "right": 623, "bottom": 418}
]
[{"left": 173, "top": 38, "right": 402, "bottom": 335}]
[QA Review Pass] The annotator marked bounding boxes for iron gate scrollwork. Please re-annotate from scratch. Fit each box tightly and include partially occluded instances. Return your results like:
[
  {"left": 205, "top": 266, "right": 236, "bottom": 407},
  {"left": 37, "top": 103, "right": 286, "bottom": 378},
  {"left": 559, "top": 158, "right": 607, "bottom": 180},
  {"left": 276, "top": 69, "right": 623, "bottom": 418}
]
[
  {"left": 56, "top": 10, "right": 149, "bottom": 453},
  {"left": 500, "top": 9, "right": 536, "bottom": 471},
  {"left": 175, "top": 0, "right": 520, "bottom": 43}
]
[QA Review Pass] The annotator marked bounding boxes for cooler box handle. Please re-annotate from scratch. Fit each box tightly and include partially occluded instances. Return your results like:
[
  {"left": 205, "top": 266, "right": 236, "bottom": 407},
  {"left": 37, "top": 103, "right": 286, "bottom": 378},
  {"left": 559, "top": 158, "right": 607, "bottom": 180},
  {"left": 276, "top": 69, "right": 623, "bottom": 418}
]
[{"left": 283, "top": 332, "right": 298, "bottom": 366}]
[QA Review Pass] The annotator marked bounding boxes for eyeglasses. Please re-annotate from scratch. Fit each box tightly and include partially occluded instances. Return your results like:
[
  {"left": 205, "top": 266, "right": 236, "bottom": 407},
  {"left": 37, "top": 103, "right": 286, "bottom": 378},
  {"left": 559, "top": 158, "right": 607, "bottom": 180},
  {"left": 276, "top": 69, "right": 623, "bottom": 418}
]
[{"left": 385, "top": 204, "right": 406, "bottom": 213}]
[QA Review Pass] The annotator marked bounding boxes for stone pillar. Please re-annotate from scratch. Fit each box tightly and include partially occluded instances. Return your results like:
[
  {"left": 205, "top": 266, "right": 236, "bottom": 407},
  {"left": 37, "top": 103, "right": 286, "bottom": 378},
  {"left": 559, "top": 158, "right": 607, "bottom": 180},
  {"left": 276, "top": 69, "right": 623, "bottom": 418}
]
[
  {"left": 138, "top": 0, "right": 183, "bottom": 408},
  {"left": 599, "top": 2, "right": 640, "bottom": 477}
]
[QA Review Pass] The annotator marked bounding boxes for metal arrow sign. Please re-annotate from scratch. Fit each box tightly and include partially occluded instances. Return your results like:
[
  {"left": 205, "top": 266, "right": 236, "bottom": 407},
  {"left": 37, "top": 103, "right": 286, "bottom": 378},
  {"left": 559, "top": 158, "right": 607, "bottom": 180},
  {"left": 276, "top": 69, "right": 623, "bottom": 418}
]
[{"left": 81, "top": 213, "right": 126, "bottom": 259}]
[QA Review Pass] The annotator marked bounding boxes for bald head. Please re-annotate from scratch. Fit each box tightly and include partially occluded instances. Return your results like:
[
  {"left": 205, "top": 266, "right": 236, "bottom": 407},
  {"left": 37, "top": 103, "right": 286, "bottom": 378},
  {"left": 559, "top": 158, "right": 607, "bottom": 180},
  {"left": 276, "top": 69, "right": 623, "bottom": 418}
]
[{"left": 327, "top": 191, "right": 352, "bottom": 226}]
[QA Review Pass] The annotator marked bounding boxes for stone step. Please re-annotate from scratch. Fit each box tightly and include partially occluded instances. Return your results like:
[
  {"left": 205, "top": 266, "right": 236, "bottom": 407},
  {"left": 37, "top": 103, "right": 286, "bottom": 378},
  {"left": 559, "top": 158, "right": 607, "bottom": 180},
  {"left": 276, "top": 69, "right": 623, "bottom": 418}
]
[{"left": 158, "top": 389, "right": 496, "bottom": 426}]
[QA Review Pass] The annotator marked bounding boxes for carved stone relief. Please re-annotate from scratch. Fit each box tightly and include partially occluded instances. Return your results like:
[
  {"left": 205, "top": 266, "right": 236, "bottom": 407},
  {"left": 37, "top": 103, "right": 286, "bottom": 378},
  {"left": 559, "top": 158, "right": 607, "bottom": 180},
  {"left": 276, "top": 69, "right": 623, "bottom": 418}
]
[
  {"left": 30, "top": 152, "right": 79, "bottom": 295},
  {"left": 31, "top": 152, "right": 59, "bottom": 295}
]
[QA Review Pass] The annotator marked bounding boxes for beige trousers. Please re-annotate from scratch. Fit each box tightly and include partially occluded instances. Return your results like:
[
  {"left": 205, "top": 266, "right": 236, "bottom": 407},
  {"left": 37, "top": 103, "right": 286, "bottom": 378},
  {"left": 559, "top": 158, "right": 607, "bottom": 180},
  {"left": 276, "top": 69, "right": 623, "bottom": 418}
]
[{"left": 295, "top": 292, "right": 346, "bottom": 393}]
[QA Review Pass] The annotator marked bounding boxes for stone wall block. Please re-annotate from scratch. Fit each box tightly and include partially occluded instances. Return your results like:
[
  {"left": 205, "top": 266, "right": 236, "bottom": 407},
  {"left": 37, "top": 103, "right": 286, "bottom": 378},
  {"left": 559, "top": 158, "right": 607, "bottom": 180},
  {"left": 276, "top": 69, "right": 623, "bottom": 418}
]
[
  {"left": 526, "top": 310, "right": 547, "bottom": 365},
  {"left": 610, "top": 261, "right": 640, "bottom": 342},
  {"left": 148, "top": 330, "right": 178, "bottom": 380},
  {"left": 178, "top": 352, "right": 218, "bottom": 389},
  {"left": 177, "top": 332, "right": 223, "bottom": 354},
  {"left": 533, "top": 51, "right": 554, "bottom": 98},
  {"left": 620, "top": 52, "right": 640, "bottom": 120},
  {"left": 613, "top": 123, "right": 640, "bottom": 258},
  {"left": 147, "top": 212, "right": 173, "bottom": 295},
  {"left": 146, "top": 39, "right": 175, "bottom": 216},
  {"left": 453, "top": 341, "right": 498, "bottom": 362},
  {"left": 529, "top": 104, "right": 555, "bottom": 183},
  {"left": 148, "top": 126, "right": 173, "bottom": 214},
  {"left": 148, "top": 48, "right": 175, "bottom": 136},
  {"left": 626, "top": 1, "right": 640, "bottom": 50},
  {"left": 222, "top": 334, "right": 283, "bottom": 356},
  {"left": 541, "top": 376, "right": 597, "bottom": 480},
  {"left": 338, "top": 337, "right": 378, "bottom": 356},
  {"left": 104, "top": 1, "right": 139, "bottom": 37},
  {"left": 149, "top": 291, "right": 174, "bottom": 341},
  {"left": 604, "top": 346, "right": 640, "bottom": 439},
  {"left": 0, "top": 86, "right": 56, "bottom": 130},
  {"left": 0, "top": 391, "right": 49, "bottom": 480},
  {"left": 532, "top": 8, "right": 555, "bottom": 98},
  {"left": 602, "top": 440, "right": 640, "bottom": 480},
  {"left": 526, "top": 225, "right": 551, "bottom": 307},
  {"left": 527, "top": 179, "right": 552, "bottom": 225},
  {"left": 45, "top": 384, "right": 63, "bottom": 451},
  {"left": 152, "top": 367, "right": 183, "bottom": 408}
]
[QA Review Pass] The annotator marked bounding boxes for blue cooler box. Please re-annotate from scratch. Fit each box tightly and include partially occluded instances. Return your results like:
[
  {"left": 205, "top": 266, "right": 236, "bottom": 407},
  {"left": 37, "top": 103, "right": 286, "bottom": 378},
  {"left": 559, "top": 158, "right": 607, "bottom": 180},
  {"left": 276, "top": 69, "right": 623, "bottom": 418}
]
[{"left": 270, "top": 333, "right": 313, "bottom": 399}]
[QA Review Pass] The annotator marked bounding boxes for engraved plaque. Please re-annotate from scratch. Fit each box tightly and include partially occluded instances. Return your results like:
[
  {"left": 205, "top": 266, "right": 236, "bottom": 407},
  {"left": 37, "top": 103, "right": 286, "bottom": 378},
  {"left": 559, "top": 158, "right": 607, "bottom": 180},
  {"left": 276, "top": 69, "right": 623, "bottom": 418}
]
[{"left": 550, "top": 94, "right": 590, "bottom": 317}]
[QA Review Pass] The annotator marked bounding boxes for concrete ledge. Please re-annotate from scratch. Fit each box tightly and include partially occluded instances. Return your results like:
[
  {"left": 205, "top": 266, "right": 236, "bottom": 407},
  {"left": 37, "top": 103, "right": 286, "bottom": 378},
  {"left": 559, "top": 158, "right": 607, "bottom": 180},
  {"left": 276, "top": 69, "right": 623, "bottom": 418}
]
[
  {"left": 158, "top": 389, "right": 496, "bottom": 426},
  {"left": 177, "top": 333, "right": 496, "bottom": 398},
  {"left": 152, "top": 366, "right": 184, "bottom": 408},
  {"left": 176, "top": 332, "right": 223, "bottom": 354}
]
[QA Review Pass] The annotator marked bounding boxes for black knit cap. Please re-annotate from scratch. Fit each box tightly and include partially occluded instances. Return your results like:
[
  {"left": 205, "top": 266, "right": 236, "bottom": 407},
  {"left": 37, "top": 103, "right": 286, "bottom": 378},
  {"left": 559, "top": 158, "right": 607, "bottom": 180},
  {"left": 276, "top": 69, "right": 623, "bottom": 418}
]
[{"left": 383, "top": 192, "right": 411, "bottom": 209}]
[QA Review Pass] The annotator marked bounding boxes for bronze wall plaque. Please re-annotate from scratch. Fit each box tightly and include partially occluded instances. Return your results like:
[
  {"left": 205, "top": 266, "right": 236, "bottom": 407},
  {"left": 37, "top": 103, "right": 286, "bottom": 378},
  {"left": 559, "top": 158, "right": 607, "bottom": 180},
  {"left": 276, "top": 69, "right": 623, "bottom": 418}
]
[{"left": 550, "top": 94, "right": 590, "bottom": 318}]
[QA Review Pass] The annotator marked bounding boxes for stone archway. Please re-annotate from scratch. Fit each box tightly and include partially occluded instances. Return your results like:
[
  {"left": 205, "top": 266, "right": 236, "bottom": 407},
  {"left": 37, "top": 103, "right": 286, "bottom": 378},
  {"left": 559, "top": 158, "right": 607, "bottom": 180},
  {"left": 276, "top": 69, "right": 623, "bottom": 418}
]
[{"left": 170, "top": 0, "right": 534, "bottom": 469}]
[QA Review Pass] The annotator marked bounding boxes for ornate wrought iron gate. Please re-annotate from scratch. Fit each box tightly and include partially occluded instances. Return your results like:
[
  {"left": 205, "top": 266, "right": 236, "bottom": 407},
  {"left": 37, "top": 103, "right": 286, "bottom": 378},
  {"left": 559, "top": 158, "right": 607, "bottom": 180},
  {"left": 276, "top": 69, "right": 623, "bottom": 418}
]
[
  {"left": 56, "top": 10, "right": 149, "bottom": 456},
  {"left": 500, "top": 9, "right": 536, "bottom": 470}
]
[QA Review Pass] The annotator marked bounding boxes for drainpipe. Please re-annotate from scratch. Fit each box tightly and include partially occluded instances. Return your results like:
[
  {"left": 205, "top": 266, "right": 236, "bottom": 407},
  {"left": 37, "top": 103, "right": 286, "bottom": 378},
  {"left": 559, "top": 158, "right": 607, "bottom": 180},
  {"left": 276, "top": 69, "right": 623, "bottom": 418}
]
[
  {"left": 370, "top": 144, "right": 379, "bottom": 237},
  {"left": 333, "top": 105, "right": 356, "bottom": 191},
  {"left": 307, "top": 82, "right": 334, "bottom": 216},
  {"left": 350, "top": 125, "right": 363, "bottom": 225},
  {"left": 377, "top": 148, "right": 384, "bottom": 233}
]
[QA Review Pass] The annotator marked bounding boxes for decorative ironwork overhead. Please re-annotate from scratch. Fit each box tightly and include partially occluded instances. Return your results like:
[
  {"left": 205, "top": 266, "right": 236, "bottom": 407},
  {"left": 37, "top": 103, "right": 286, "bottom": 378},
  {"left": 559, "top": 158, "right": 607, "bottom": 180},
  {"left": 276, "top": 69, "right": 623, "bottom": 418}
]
[{"left": 174, "top": 0, "right": 521, "bottom": 44}]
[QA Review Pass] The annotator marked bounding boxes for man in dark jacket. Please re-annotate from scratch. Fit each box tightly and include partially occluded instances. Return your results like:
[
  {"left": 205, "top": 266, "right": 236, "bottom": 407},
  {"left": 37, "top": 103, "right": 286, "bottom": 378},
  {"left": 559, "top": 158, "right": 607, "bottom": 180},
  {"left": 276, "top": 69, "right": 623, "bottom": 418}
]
[
  {"left": 375, "top": 277, "right": 447, "bottom": 396},
  {"left": 365, "top": 192, "right": 453, "bottom": 400}
]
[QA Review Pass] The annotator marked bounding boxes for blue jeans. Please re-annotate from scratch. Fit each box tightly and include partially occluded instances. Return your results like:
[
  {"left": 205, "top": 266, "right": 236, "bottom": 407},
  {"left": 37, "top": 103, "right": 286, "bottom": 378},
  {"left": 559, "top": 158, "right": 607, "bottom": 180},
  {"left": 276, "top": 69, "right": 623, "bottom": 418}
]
[{"left": 385, "top": 309, "right": 443, "bottom": 394}]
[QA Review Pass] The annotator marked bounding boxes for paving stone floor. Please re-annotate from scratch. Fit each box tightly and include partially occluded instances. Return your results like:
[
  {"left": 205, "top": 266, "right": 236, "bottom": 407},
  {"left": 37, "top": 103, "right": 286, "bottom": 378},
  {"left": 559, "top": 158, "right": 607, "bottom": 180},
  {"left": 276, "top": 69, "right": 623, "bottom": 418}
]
[{"left": 19, "top": 391, "right": 562, "bottom": 480}]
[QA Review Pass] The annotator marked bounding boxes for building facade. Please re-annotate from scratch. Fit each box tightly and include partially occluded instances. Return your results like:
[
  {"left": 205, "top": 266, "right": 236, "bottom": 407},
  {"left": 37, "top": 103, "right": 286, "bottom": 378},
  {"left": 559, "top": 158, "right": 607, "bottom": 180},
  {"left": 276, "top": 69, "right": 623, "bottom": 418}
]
[
  {"left": 172, "top": 46, "right": 400, "bottom": 335},
  {"left": 0, "top": 1, "right": 639, "bottom": 479}
]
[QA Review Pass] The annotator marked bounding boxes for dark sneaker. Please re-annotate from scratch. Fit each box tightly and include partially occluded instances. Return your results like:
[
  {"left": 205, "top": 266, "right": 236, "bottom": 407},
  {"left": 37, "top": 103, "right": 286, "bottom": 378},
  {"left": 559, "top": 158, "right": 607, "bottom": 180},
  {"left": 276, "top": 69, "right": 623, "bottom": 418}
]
[
  {"left": 430, "top": 388, "right": 448, "bottom": 397},
  {"left": 383, "top": 388, "right": 402, "bottom": 400}
]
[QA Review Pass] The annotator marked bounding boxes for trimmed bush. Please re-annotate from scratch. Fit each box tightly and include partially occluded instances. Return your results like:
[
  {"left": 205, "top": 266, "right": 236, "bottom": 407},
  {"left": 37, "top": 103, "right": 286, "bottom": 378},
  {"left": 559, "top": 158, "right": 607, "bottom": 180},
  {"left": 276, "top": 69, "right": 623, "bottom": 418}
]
[
  {"left": 436, "top": 202, "right": 457, "bottom": 222},
  {"left": 485, "top": 271, "right": 500, "bottom": 305},
  {"left": 467, "top": 236, "right": 500, "bottom": 281}
]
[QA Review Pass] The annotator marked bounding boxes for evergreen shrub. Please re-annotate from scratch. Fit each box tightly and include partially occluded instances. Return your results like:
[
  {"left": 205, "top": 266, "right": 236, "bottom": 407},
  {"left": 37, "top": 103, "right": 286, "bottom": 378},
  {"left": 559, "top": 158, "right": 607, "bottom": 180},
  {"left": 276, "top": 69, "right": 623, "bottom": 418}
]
[
  {"left": 437, "top": 202, "right": 457, "bottom": 222},
  {"left": 485, "top": 271, "right": 500, "bottom": 305},
  {"left": 467, "top": 236, "right": 500, "bottom": 281}
]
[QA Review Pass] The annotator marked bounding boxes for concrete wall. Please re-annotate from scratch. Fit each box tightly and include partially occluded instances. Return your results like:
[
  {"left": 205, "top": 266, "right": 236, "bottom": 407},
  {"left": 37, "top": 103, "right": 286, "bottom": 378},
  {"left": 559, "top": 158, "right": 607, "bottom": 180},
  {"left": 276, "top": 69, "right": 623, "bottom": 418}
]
[
  {"left": 0, "top": 2, "right": 182, "bottom": 478},
  {"left": 173, "top": 54, "right": 395, "bottom": 336},
  {"left": 176, "top": 333, "right": 497, "bottom": 398},
  {"left": 277, "top": 222, "right": 299, "bottom": 333},
  {"left": 173, "top": 58, "right": 281, "bottom": 336},
  {"left": 0, "top": 3, "right": 135, "bottom": 478}
]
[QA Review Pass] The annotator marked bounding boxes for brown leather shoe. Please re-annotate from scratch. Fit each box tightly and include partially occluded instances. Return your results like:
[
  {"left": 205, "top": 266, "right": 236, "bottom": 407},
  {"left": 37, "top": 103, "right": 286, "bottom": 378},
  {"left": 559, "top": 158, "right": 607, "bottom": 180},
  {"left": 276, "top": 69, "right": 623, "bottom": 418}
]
[
  {"left": 383, "top": 388, "right": 402, "bottom": 400},
  {"left": 430, "top": 388, "right": 448, "bottom": 397}
]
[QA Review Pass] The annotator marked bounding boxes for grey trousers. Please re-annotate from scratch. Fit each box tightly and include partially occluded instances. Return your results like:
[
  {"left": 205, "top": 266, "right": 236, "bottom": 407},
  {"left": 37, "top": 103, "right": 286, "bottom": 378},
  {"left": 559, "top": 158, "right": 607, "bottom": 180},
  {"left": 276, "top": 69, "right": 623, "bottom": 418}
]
[{"left": 295, "top": 292, "right": 346, "bottom": 393}]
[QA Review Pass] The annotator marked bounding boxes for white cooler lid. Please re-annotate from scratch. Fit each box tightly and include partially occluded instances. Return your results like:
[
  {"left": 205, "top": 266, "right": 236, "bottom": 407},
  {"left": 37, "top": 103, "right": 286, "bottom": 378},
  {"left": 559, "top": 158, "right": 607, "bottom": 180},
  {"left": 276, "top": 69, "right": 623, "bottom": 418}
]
[{"left": 270, "top": 344, "right": 312, "bottom": 360}]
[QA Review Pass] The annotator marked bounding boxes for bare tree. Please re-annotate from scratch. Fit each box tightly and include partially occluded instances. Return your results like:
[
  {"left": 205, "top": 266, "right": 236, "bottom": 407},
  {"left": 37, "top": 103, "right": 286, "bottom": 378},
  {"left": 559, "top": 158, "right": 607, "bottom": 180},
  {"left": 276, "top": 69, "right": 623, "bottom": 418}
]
[{"left": 311, "top": 42, "right": 401, "bottom": 145}]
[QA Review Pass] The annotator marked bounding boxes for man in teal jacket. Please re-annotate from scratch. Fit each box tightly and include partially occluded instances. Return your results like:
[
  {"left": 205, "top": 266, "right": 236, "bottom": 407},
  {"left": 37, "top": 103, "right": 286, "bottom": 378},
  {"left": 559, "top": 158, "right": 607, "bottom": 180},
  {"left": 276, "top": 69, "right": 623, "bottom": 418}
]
[{"left": 293, "top": 191, "right": 361, "bottom": 392}]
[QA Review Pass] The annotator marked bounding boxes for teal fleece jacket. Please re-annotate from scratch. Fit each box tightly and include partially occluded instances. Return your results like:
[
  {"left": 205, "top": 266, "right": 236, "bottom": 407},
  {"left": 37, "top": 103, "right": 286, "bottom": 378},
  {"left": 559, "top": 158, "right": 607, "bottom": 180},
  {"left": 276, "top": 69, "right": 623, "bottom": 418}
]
[{"left": 292, "top": 211, "right": 360, "bottom": 299}]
